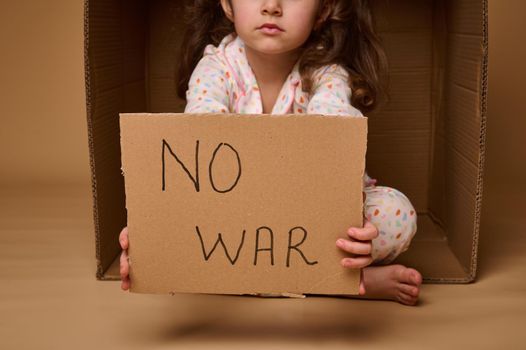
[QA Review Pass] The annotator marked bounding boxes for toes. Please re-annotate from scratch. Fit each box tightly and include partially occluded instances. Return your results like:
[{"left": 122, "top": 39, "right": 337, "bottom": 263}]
[
  {"left": 397, "top": 292, "right": 418, "bottom": 306},
  {"left": 408, "top": 268, "right": 423, "bottom": 286},
  {"left": 399, "top": 283, "right": 419, "bottom": 297},
  {"left": 396, "top": 265, "right": 422, "bottom": 286}
]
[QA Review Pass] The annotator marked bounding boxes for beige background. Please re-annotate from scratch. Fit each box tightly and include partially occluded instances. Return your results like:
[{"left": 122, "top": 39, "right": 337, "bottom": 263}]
[
  {"left": 0, "top": 1, "right": 524, "bottom": 191},
  {"left": 1, "top": 0, "right": 526, "bottom": 349},
  {"left": 0, "top": 0, "right": 524, "bottom": 191}
]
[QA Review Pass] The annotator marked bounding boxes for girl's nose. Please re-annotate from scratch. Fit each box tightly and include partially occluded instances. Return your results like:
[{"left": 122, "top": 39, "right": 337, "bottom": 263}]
[{"left": 261, "top": 0, "right": 282, "bottom": 16}]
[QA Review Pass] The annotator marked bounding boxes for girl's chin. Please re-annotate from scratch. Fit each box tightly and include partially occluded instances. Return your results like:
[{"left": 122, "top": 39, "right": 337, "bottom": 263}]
[{"left": 250, "top": 43, "right": 300, "bottom": 56}]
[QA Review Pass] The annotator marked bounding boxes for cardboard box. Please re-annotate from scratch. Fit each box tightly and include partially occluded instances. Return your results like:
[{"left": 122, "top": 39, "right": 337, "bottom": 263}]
[
  {"left": 84, "top": 0, "right": 489, "bottom": 286},
  {"left": 120, "top": 113, "right": 366, "bottom": 295}
]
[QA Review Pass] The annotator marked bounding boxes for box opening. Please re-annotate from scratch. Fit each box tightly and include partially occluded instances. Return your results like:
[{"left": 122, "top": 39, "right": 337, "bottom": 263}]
[{"left": 84, "top": 0, "right": 488, "bottom": 283}]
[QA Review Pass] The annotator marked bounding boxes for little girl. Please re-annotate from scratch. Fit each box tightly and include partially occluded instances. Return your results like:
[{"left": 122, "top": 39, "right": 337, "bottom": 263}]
[{"left": 120, "top": 0, "right": 422, "bottom": 306}]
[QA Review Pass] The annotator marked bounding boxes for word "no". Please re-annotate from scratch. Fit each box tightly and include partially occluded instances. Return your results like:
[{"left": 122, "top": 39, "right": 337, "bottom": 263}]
[{"left": 161, "top": 139, "right": 242, "bottom": 193}]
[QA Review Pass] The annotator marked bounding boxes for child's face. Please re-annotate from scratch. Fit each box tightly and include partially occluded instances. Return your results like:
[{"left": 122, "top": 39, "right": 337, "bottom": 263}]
[{"left": 221, "top": 0, "right": 322, "bottom": 55}]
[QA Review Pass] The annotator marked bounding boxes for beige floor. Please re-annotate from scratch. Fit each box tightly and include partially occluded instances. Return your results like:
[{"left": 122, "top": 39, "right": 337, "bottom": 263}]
[{"left": 0, "top": 181, "right": 525, "bottom": 350}]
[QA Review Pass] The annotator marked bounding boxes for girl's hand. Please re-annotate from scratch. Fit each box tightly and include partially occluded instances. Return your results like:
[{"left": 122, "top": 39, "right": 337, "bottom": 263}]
[
  {"left": 336, "top": 220, "right": 378, "bottom": 269},
  {"left": 336, "top": 190, "right": 378, "bottom": 268},
  {"left": 336, "top": 219, "right": 378, "bottom": 295},
  {"left": 119, "top": 227, "right": 131, "bottom": 291}
]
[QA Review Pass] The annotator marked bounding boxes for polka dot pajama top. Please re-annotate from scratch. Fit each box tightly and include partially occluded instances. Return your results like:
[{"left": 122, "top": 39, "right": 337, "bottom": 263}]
[{"left": 185, "top": 32, "right": 364, "bottom": 116}]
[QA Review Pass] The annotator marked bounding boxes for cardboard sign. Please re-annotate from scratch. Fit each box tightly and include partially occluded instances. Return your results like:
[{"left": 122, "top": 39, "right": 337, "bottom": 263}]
[{"left": 119, "top": 113, "right": 367, "bottom": 296}]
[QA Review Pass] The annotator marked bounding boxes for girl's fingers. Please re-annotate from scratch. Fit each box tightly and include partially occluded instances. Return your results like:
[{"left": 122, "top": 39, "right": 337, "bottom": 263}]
[
  {"left": 341, "top": 255, "right": 373, "bottom": 269},
  {"left": 346, "top": 220, "right": 378, "bottom": 241},
  {"left": 119, "top": 227, "right": 129, "bottom": 249},
  {"left": 121, "top": 276, "right": 130, "bottom": 291},
  {"left": 119, "top": 226, "right": 131, "bottom": 291},
  {"left": 120, "top": 249, "right": 131, "bottom": 291},
  {"left": 359, "top": 269, "right": 366, "bottom": 295},
  {"left": 336, "top": 238, "right": 371, "bottom": 255},
  {"left": 120, "top": 249, "right": 129, "bottom": 280}
]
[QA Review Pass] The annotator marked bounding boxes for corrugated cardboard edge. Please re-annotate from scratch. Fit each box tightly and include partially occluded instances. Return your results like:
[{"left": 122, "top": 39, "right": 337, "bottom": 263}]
[
  {"left": 169, "top": 292, "right": 307, "bottom": 299},
  {"left": 468, "top": 0, "right": 489, "bottom": 284},
  {"left": 83, "top": 0, "right": 105, "bottom": 280}
]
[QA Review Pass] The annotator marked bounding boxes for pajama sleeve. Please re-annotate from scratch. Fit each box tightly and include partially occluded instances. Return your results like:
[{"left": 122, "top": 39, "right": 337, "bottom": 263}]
[
  {"left": 306, "top": 64, "right": 364, "bottom": 117},
  {"left": 184, "top": 54, "right": 230, "bottom": 113}
]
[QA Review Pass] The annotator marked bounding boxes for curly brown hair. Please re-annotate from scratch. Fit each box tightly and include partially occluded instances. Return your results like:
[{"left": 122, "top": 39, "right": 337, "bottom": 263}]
[{"left": 175, "top": 0, "right": 388, "bottom": 114}]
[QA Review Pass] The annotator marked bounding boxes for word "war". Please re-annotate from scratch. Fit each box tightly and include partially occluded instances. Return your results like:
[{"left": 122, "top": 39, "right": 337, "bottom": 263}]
[{"left": 194, "top": 225, "right": 318, "bottom": 267}]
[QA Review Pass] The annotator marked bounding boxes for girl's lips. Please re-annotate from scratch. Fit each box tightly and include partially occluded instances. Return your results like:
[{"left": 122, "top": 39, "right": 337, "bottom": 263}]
[
  {"left": 258, "top": 23, "right": 284, "bottom": 35},
  {"left": 259, "top": 27, "right": 283, "bottom": 35}
]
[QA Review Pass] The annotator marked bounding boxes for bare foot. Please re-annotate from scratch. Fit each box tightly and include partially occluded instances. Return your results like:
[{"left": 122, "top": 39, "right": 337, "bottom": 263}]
[{"left": 352, "top": 264, "right": 422, "bottom": 306}]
